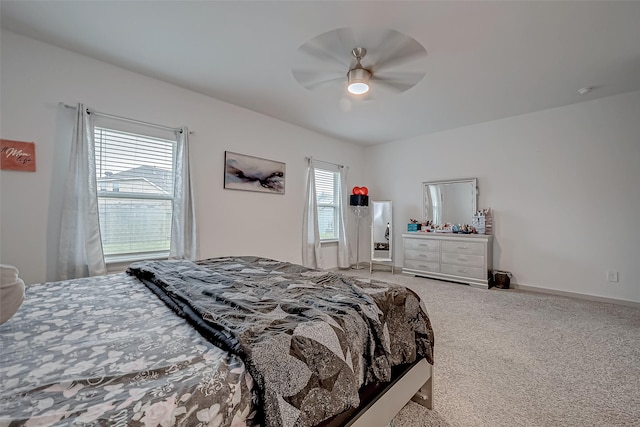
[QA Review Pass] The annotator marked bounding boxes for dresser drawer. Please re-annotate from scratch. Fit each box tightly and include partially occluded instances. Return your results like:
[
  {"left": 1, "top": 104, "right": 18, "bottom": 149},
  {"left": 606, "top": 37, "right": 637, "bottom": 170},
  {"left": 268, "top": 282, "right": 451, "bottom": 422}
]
[
  {"left": 441, "top": 264, "right": 487, "bottom": 280},
  {"left": 404, "top": 238, "right": 440, "bottom": 252},
  {"left": 441, "top": 240, "right": 485, "bottom": 256},
  {"left": 404, "top": 259, "right": 440, "bottom": 273},
  {"left": 405, "top": 249, "right": 439, "bottom": 262},
  {"left": 440, "top": 252, "right": 485, "bottom": 268}
]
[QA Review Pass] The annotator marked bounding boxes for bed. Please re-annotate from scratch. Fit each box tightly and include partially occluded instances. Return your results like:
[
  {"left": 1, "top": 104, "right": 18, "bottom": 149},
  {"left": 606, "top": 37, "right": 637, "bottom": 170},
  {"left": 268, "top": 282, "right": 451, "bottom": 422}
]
[{"left": 0, "top": 256, "right": 434, "bottom": 426}]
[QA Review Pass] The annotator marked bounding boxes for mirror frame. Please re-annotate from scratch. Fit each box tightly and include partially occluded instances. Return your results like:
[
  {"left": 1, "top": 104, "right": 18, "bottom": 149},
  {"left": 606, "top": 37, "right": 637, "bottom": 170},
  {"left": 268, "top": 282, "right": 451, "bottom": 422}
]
[
  {"left": 370, "top": 200, "right": 393, "bottom": 263},
  {"left": 423, "top": 178, "right": 478, "bottom": 225}
]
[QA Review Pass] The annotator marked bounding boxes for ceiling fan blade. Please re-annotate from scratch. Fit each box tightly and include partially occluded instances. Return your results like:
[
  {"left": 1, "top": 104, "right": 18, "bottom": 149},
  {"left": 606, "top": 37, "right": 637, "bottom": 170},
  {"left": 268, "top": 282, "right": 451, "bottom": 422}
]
[
  {"left": 373, "top": 70, "right": 426, "bottom": 82},
  {"left": 372, "top": 30, "right": 427, "bottom": 71},
  {"left": 298, "top": 28, "right": 357, "bottom": 68},
  {"left": 373, "top": 71, "right": 426, "bottom": 93},
  {"left": 292, "top": 69, "right": 344, "bottom": 90},
  {"left": 334, "top": 27, "right": 357, "bottom": 64},
  {"left": 373, "top": 80, "right": 415, "bottom": 93},
  {"left": 298, "top": 43, "right": 349, "bottom": 68},
  {"left": 306, "top": 77, "right": 344, "bottom": 91}
]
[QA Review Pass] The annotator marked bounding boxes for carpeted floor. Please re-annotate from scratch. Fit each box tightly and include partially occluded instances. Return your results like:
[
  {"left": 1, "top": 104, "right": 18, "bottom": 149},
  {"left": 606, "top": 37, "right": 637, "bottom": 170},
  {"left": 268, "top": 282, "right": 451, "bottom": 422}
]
[{"left": 341, "top": 270, "right": 640, "bottom": 427}]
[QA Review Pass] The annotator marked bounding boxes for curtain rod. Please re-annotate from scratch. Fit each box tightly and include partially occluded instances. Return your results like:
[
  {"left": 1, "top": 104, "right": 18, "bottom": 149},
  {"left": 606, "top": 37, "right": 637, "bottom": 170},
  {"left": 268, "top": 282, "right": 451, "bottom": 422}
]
[
  {"left": 305, "top": 156, "right": 346, "bottom": 169},
  {"left": 59, "top": 102, "right": 193, "bottom": 135}
]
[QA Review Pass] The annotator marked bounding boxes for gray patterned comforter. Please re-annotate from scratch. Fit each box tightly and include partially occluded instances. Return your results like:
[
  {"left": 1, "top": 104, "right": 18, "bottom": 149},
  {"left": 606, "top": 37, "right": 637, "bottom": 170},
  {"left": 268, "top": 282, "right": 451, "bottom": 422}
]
[
  {"left": 0, "top": 273, "right": 257, "bottom": 427},
  {"left": 127, "top": 256, "right": 434, "bottom": 427}
]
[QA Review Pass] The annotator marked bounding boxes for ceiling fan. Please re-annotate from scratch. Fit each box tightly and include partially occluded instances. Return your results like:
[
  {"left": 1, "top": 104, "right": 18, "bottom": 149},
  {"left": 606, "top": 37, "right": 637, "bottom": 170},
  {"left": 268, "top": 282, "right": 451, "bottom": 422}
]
[{"left": 292, "top": 28, "right": 427, "bottom": 97}]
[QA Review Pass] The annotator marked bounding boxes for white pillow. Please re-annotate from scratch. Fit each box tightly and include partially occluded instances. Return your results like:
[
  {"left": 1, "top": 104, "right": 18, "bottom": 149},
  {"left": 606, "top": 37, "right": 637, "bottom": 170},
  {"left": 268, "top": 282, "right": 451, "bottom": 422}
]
[{"left": 0, "top": 264, "right": 26, "bottom": 324}]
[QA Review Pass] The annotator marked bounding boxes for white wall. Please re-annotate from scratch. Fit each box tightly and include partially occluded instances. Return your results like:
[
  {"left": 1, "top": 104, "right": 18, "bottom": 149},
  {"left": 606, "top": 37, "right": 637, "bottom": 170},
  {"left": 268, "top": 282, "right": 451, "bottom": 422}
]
[
  {"left": 366, "top": 90, "right": 640, "bottom": 303},
  {"left": 0, "top": 30, "right": 365, "bottom": 285},
  {"left": 3, "top": 30, "right": 639, "bottom": 303}
]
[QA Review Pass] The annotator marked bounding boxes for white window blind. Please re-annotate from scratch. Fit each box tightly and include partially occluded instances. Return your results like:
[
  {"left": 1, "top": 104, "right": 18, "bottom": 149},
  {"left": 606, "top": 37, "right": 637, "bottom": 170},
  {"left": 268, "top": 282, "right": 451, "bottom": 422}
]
[
  {"left": 94, "top": 127, "right": 177, "bottom": 259},
  {"left": 315, "top": 168, "right": 341, "bottom": 241}
]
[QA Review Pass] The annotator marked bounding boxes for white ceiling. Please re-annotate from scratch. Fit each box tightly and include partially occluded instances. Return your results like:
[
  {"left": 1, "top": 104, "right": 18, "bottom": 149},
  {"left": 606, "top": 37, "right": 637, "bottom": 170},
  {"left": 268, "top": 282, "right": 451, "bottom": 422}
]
[{"left": 2, "top": 1, "right": 640, "bottom": 146}]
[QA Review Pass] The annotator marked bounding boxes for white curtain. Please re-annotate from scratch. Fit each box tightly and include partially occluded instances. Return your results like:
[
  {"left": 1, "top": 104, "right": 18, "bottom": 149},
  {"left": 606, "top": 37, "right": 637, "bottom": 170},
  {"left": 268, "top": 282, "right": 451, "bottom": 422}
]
[
  {"left": 58, "top": 103, "right": 107, "bottom": 280},
  {"left": 302, "top": 159, "right": 324, "bottom": 269},
  {"left": 337, "top": 165, "right": 350, "bottom": 268},
  {"left": 169, "top": 127, "right": 197, "bottom": 260}
]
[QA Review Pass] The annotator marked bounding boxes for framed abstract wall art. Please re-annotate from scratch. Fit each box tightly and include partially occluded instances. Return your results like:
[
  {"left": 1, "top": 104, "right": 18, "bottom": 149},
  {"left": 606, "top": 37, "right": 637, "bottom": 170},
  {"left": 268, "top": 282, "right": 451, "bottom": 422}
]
[{"left": 224, "top": 151, "right": 285, "bottom": 194}]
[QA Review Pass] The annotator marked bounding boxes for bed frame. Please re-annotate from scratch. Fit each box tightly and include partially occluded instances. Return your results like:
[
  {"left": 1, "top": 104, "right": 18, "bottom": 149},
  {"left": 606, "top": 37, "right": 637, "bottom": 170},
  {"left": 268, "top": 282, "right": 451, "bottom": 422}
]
[
  {"left": 322, "top": 358, "right": 433, "bottom": 427},
  {"left": 350, "top": 358, "right": 433, "bottom": 426}
]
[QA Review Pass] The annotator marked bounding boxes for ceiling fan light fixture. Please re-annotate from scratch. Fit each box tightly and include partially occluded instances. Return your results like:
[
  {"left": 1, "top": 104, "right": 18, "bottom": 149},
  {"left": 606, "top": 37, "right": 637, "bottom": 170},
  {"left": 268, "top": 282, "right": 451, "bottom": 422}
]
[{"left": 347, "top": 67, "right": 371, "bottom": 95}]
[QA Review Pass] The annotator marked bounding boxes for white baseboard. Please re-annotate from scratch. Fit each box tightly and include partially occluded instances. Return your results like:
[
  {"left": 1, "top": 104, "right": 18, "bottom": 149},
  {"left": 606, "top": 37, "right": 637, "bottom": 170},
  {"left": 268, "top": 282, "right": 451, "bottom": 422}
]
[
  {"left": 343, "top": 266, "right": 640, "bottom": 308},
  {"left": 511, "top": 283, "right": 640, "bottom": 308}
]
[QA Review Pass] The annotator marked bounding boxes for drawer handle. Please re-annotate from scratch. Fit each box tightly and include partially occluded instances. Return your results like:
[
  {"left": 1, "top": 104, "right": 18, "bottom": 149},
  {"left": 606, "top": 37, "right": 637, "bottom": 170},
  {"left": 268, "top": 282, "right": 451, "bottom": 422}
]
[
  {"left": 457, "top": 246, "right": 469, "bottom": 250},
  {"left": 419, "top": 265, "right": 430, "bottom": 268},
  {"left": 418, "top": 244, "right": 429, "bottom": 247},
  {"left": 458, "top": 257, "right": 468, "bottom": 262},
  {"left": 419, "top": 254, "right": 429, "bottom": 257},
  {"left": 457, "top": 269, "right": 468, "bottom": 273}
]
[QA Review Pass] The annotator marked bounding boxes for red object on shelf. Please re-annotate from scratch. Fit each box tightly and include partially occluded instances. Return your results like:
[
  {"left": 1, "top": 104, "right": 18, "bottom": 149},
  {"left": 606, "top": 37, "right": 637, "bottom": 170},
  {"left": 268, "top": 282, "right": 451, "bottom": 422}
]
[{"left": 352, "top": 186, "right": 368, "bottom": 196}]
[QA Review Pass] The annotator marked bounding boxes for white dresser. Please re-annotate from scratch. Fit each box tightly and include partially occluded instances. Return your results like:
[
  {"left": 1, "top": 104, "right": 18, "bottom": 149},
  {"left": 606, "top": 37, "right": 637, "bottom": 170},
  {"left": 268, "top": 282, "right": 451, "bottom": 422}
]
[{"left": 402, "top": 233, "right": 493, "bottom": 288}]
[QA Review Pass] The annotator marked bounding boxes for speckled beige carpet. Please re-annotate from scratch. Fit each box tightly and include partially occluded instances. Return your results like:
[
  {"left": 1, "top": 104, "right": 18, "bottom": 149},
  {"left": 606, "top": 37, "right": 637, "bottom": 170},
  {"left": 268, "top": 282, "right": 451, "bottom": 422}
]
[{"left": 341, "top": 270, "right": 640, "bottom": 427}]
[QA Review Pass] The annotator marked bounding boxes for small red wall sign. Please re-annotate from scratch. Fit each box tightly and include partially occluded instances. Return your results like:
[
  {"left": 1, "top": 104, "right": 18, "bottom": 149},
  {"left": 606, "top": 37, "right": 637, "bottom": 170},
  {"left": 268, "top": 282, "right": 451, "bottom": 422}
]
[{"left": 1, "top": 139, "right": 36, "bottom": 172}]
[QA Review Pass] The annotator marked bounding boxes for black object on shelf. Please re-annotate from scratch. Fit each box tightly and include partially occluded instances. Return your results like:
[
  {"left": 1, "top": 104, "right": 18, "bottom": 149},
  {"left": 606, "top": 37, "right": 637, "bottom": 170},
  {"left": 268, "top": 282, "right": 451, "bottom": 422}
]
[{"left": 350, "top": 195, "right": 369, "bottom": 206}]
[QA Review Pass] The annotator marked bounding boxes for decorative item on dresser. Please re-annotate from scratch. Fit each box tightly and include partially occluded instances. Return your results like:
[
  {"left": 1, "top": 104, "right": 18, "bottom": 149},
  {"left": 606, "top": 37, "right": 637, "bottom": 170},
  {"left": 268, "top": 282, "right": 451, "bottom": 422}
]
[{"left": 402, "top": 232, "right": 494, "bottom": 288}]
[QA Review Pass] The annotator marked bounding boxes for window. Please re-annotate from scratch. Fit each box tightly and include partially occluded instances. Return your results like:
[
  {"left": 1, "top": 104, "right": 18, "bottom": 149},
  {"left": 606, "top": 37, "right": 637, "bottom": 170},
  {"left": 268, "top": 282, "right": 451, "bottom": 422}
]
[
  {"left": 315, "top": 167, "right": 341, "bottom": 241},
  {"left": 94, "top": 127, "right": 177, "bottom": 260}
]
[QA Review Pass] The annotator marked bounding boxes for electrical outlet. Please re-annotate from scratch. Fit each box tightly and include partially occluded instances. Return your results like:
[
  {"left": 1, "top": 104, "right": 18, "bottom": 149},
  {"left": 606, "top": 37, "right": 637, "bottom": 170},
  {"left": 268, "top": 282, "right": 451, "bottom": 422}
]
[{"left": 606, "top": 271, "right": 618, "bottom": 282}]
